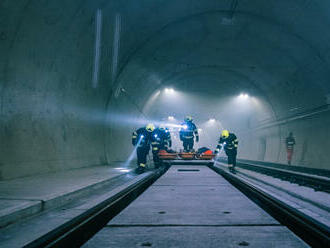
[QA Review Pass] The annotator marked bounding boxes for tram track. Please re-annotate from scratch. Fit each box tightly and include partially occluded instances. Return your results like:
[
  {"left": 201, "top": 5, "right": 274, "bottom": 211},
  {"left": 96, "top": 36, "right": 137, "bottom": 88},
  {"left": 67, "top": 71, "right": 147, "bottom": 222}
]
[
  {"left": 22, "top": 162, "right": 330, "bottom": 247},
  {"left": 211, "top": 163, "right": 330, "bottom": 247},
  {"left": 23, "top": 167, "right": 168, "bottom": 248},
  {"left": 235, "top": 161, "right": 330, "bottom": 193}
]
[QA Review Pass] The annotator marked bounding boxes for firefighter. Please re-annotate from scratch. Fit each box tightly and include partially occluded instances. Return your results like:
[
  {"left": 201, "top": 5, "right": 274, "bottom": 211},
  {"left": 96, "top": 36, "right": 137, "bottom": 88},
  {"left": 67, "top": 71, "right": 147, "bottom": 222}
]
[
  {"left": 132, "top": 123, "right": 155, "bottom": 173},
  {"left": 179, "top": 116, "right": 199, "bottom": 152},
  {"left": 215, "top": 130, "right": 238, "bottom": 172},
  {"left": 151, "top": 125, "right": 166, "bottom": 168},
  {"left": 164, "top": 127, "right": 172, "bottom": 150},
  {"left": 286, "top": 132, "right": 296, "bottom": 165}
]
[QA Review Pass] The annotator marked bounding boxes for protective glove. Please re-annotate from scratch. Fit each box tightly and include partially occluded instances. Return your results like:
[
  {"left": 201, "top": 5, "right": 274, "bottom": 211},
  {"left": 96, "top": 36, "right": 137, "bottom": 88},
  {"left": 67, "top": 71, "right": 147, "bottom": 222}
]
[
  {"left": 195, "top": 136, "right": 199, "bottom": 142},
  {"left": 214, "top": 148, "right": 220, "bottom": 154}
]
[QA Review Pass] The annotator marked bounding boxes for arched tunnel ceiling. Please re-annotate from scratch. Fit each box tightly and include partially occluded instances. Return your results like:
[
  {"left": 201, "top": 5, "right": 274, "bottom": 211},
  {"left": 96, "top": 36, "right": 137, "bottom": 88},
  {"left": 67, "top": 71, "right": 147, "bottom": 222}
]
[
  {"left": 2, "top": 0, "right": 330, "bottom": 117},
  {"left": 115, "top": 8, "right": 330, "bottom": 120}
]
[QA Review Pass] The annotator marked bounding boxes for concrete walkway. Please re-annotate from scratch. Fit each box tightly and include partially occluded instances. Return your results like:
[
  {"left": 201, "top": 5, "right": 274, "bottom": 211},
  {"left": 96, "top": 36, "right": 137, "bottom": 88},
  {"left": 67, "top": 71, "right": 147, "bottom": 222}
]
[
  {"left": 0, "top": 164, "right": 133, "bottom": 228},
  {"left": 84, "top": 165, "right": 308, "bottom": 247}
]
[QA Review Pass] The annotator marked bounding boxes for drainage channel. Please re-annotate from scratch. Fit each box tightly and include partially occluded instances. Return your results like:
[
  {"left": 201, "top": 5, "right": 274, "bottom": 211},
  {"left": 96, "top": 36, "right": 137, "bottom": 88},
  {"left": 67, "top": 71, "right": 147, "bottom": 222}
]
[
  {"left": 23, "top": 167, "right": 168, "bottom": 248},
  {"left": 210, "top": 164, "right": 330, "bottom": 247}
]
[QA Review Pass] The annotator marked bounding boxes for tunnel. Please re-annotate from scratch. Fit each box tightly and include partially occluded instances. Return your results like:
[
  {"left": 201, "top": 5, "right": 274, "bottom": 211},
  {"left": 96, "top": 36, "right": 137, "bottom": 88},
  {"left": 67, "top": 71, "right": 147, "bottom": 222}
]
[
  {"left": 2, "top": 0, "right": 330, "bottom": 179},
  {"left": 1, "top": 1, "right": 330, "bottom": 247}
]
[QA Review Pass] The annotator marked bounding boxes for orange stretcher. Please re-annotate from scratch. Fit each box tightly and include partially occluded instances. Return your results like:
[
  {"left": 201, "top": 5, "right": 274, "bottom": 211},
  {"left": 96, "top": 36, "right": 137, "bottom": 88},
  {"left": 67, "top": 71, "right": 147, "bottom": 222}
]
[
  {"left": 178, "top": 152, "right": 196, "bottom": 160},
  {"left": 158, "top": 149, "right": 215, "bottom": 162},
  {"left": 197, "top": 154, "right": 216, "bottom": 160},
  {"left": 158, "top": 150, "right": 178, "bottom": 160}
]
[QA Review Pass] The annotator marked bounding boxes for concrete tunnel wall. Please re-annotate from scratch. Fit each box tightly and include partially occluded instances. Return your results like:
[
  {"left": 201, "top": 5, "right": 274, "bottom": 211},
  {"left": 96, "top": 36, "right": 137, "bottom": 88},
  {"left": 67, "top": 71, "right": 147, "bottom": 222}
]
[{"left": 1, "top": 0, "right": 330, "bottom": 180}]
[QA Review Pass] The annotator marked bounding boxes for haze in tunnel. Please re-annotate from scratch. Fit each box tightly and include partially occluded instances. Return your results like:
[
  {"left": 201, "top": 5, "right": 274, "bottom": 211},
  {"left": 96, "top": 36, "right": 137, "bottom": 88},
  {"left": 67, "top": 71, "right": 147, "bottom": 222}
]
[{"left": 1, "top": 0, "right": 330, "bottom": 180}]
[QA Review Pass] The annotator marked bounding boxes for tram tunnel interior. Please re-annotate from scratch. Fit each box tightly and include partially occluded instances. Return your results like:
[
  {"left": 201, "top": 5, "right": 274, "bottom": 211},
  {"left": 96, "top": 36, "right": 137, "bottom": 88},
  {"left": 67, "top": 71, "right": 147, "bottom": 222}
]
[{"left": 1, "top": 0, "right": 330, "bottom": 180}]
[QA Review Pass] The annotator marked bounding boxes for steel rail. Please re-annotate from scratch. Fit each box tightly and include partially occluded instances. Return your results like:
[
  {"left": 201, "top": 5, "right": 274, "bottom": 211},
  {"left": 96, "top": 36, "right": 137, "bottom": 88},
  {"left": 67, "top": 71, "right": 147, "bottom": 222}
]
[
  {"left": 237, "top": 162, "right": 330, "bottom": 192},
  {"left": 210, "top": 165, "right": 330, "bottom": 247},
  {"left": 23, "top": 168, "right": 167, "bottom": 248}
]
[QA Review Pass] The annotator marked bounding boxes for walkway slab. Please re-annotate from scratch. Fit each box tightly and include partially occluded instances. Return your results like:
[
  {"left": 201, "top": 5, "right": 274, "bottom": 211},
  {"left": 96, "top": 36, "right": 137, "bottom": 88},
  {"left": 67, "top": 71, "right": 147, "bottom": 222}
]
[
  {"left": 0, "top": 199, "right": 41, "bottom": 227},
  {"left": 110, "top": 185, "right": 278, "bottom": 225},
  {"left": 110, "top": 165, "right": 279, "bottom": 225},
  {"left": 0, "top": 164, "right": 133, "bottom": 227},
  {"left": 84, "top": 165, "right": 307, "bottom": 247},
  {"left": 154, "top": 165, "right": 230, "bottom": 186},
  {"left": 0, "top": 168, "right": 143, "bottom": 248},
  {"left": 84, "top": 226, "right": 308, "bottom": 248}
]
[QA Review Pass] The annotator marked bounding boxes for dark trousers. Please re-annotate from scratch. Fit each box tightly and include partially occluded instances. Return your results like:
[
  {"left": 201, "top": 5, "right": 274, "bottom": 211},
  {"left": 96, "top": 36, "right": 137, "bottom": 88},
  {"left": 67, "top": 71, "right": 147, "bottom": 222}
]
[
  {"left": 287, "top": 148, "right": 293, "bottom": 164},
  {"left": 152, "top": 146, "right": 160, "bottom": 167},
  {"left": 225, "top": 149, "right": 237, "bottom": 167},
  {"left": 183, "top": 138, "right": 194, "bottom": 151},
  {"left": 137, "top": 146, "right": 150, "bottom": 166}
]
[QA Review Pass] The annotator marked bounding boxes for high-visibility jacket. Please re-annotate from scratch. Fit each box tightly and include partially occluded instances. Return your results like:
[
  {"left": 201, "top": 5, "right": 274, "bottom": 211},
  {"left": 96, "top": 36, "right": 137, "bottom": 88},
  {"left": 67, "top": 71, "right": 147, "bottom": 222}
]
[
  {"left": 132, "top": 127, "right": 152, "bottom": 148},
  {"left": 151, "top": 128, "right": 168, "bottom": 151},
  {"left": 216, "top": 133, "right": 238, "bottom": 151},
  {"left": 179, "top": 121, "right": 199, "bottom": 141}
]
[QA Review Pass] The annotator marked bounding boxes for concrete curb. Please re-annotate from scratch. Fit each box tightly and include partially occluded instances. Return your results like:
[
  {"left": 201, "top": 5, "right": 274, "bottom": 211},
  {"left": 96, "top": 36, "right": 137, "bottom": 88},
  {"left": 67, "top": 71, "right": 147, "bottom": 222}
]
[
  {"left": 0, "top": 200, "right": 42, "bottom": 228},
  {"left": 15, "top": 172, "right": 154, "bottom": 248},
  {"left": 0, "top": 173, "right": 127, "bottom": 228}
]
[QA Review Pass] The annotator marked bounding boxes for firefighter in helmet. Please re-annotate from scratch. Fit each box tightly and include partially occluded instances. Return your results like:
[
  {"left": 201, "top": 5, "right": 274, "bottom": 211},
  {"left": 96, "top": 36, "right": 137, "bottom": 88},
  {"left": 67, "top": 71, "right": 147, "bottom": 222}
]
[
  {"left": 151, "top": 125, "right": 170, "bottom": 168},
  {"left": 132, "top": 123, "right": 155, "bottom": 173},
  {"left": 179, "top": 116, "right": 199, "bottom": 152},
  {"left": 164, "top": 127, "right": 172, "bottom": 149},
  {"left": 215, "top": 130, "right": 238, "bottom": 172}
]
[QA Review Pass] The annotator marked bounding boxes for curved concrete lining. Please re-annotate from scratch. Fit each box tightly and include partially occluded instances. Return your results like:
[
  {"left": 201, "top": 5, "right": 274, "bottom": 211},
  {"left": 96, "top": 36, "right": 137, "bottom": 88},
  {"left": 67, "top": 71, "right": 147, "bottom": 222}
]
[{"left": 1, "top": 1, "right": 330, "bottom": 179}]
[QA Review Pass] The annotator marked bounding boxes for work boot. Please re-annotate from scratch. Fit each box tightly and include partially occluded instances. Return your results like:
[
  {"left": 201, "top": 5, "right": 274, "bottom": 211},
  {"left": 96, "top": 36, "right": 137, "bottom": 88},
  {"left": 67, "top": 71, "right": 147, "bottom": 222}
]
[
  {"left": 135, "top": 163, "right": 146, "bottom": 174},
  {"left": 135, "top": 167, "right": 144, "bottom": 174}
]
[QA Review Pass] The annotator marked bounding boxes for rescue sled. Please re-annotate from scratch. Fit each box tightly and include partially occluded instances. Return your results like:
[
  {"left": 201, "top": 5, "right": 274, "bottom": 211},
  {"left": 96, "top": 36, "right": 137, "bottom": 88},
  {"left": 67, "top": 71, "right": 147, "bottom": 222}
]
[
  {"left": 158, "top": 147, "right": 215, "bottom": 166},
  {"left": 178, "top": 152, "right": 196, "bottom": 160},
  {"left": 196, "top": 149, "right": 216, "bottom": 160},
  {"left": 197, "top": 154, "right": 216, "bottom": 160},
  {"left": 158, "top": 150, "right": 178, "bottom": 160}
]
